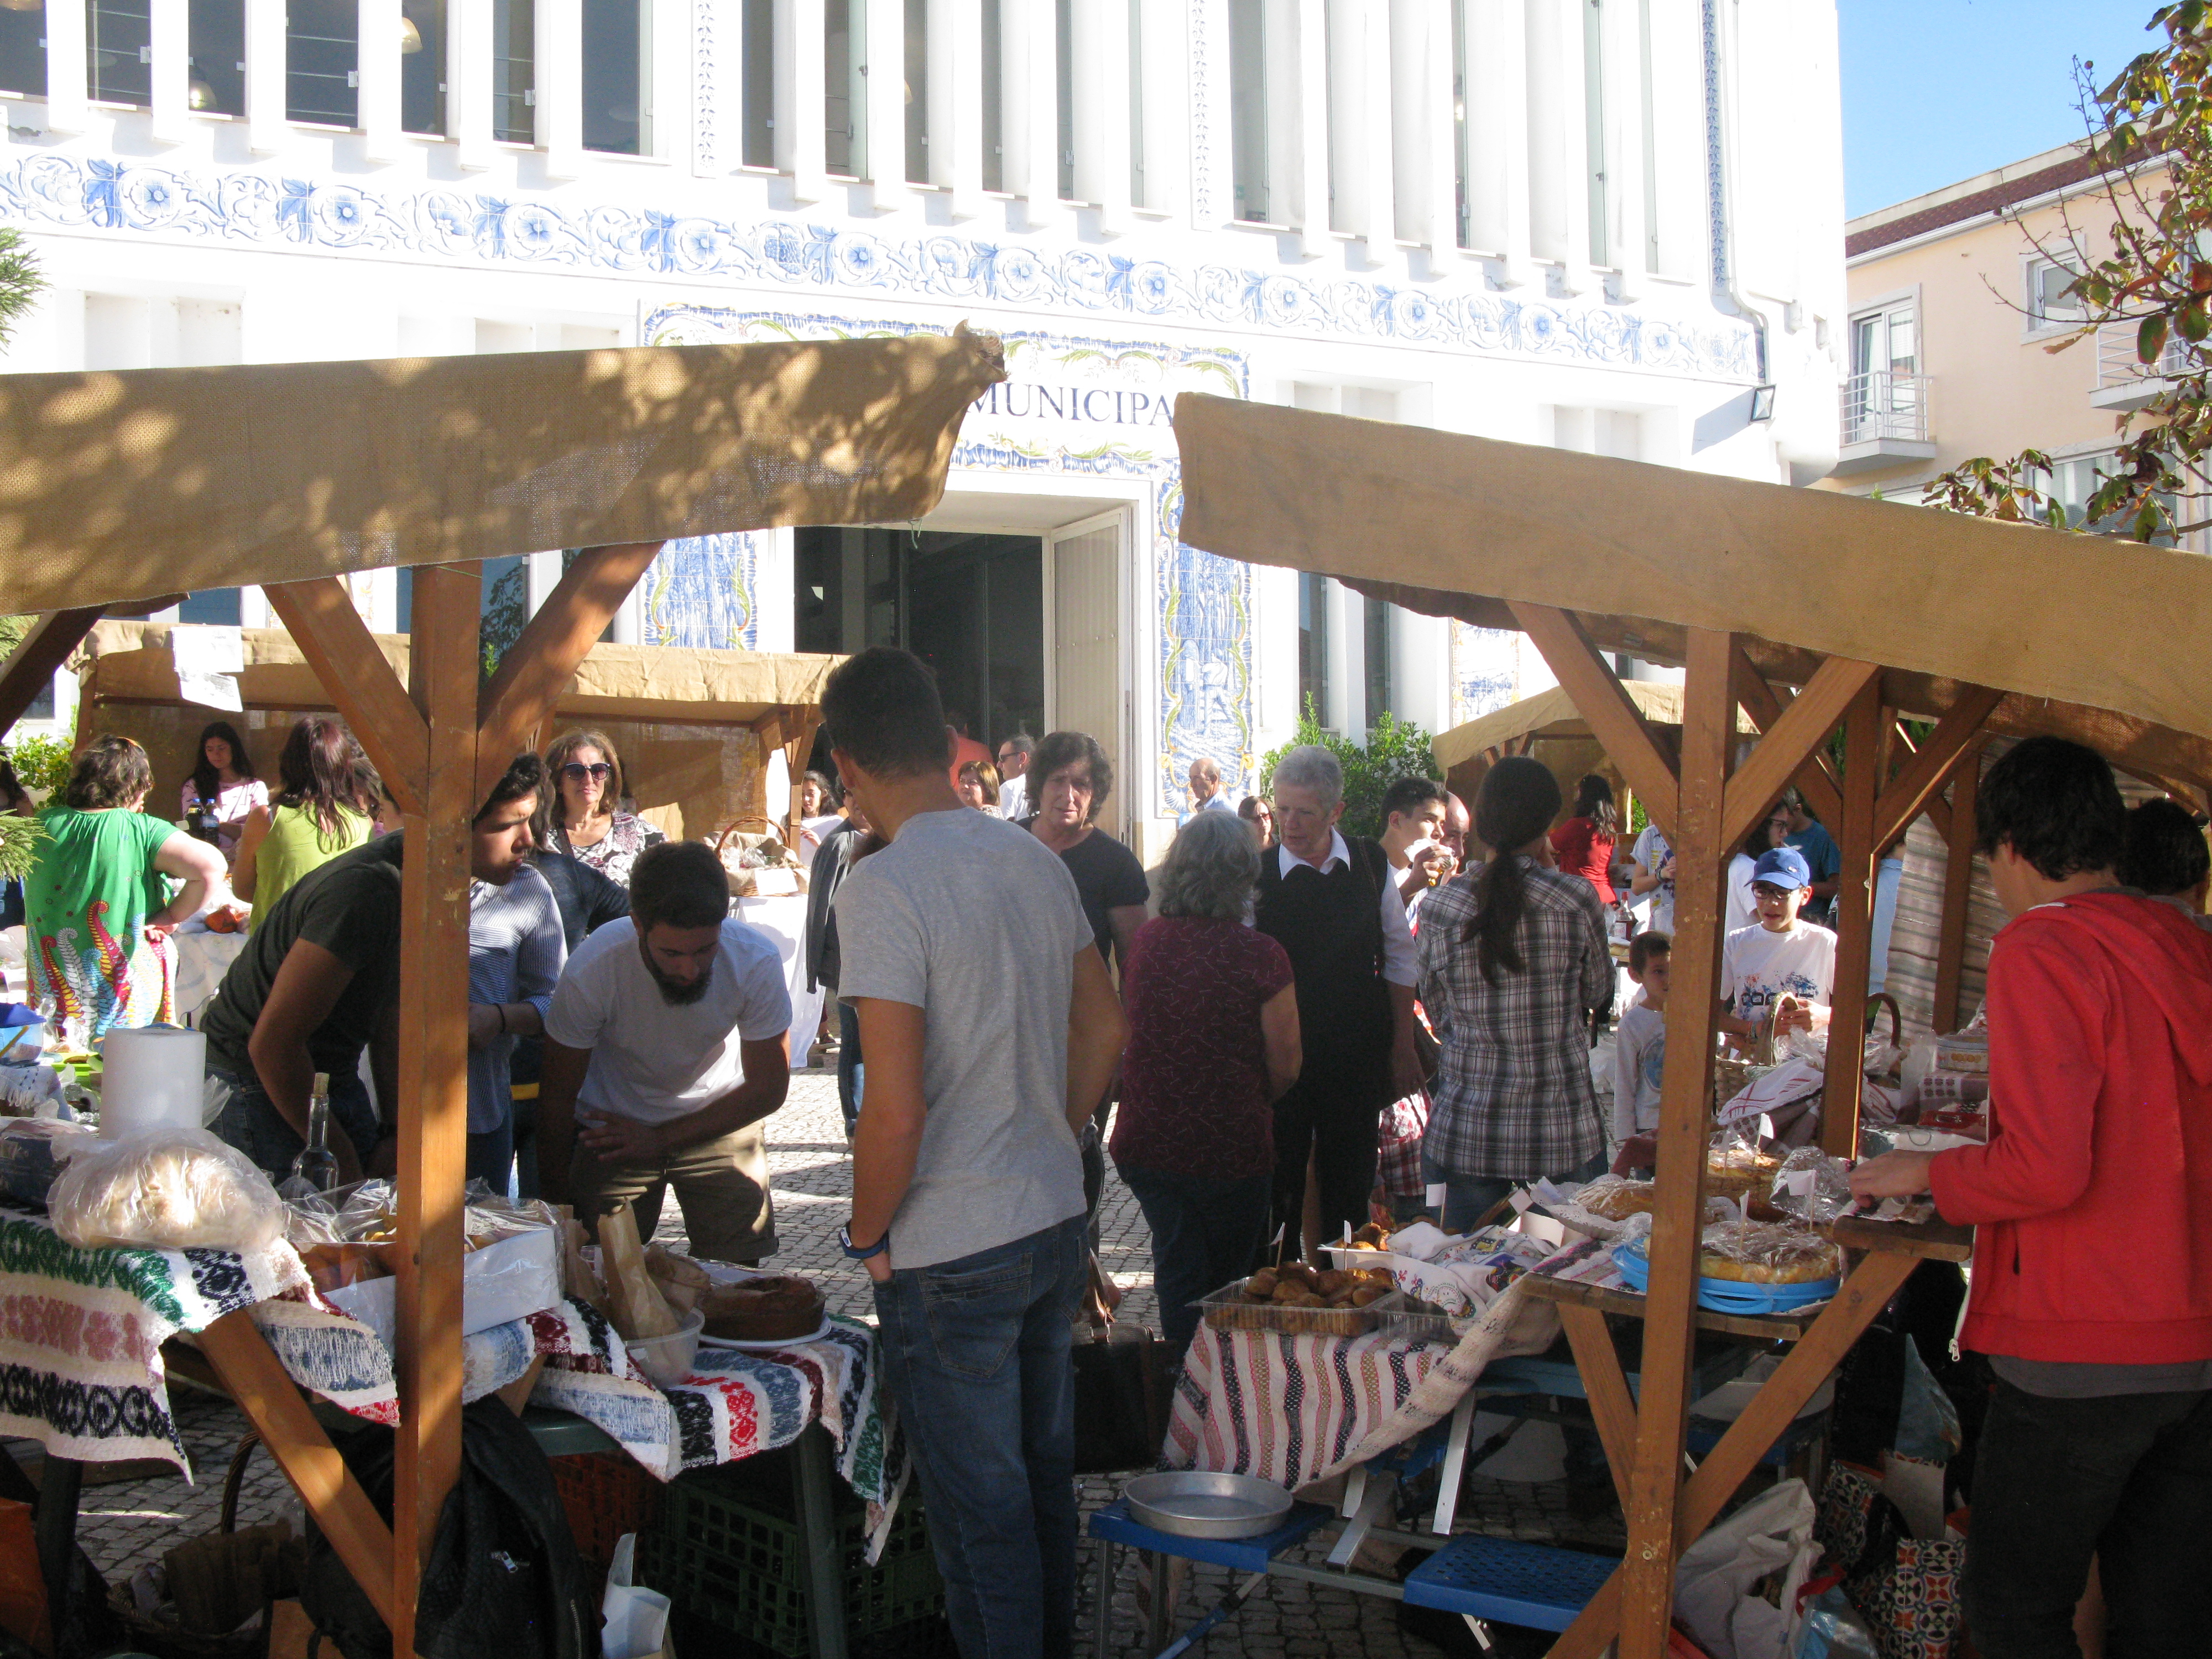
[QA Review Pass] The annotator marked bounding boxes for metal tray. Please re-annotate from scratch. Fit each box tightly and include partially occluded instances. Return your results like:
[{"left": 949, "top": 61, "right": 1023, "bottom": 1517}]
[{"left": 1121, "top": 1471, "right": 1295, "bottom": 1540}]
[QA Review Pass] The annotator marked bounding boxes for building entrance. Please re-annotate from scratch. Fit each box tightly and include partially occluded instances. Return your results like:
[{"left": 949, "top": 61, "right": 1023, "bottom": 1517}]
[{"left": 794, "top": 527, "right": 1045, "bottom": 752}]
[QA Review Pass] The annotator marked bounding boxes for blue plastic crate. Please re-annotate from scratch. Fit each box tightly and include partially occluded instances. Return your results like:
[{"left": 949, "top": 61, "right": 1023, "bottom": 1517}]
[
  {"left": 1610, "top": 1239, "right": 1839, "bottom": 1316},
  {"left": 1403, "top": 1534, "right": 1619, "bottom": 1630}
]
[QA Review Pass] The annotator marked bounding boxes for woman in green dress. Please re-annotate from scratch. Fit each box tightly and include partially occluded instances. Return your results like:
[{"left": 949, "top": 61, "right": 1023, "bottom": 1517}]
[{"left": 27, "top": 734, "right": 229, "bottom": 1041}]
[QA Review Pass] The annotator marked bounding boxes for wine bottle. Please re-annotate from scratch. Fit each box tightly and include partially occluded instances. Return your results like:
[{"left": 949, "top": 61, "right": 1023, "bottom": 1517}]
[{"left": 290, "top": 1071, "right": 340, "bottom": 1193}]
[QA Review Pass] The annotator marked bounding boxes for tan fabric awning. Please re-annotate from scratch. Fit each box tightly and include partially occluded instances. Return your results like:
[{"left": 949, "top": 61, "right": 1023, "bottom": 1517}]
[
  {"left": 1434, "top": 681, "right": 1770, "bottom": 774},
  {"left": 1172, "top": 394, "right": 2212, "bottom": 751},
  {"left": 72, "top": 622, "right": 842, "bottom": 841},
  {"left": 0, "top": 328, "right": 1005, "bottom": 615}
]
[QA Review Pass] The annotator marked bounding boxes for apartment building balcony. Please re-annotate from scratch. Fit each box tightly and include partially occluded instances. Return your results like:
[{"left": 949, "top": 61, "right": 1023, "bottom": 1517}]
[
  {"left": 2091, "top": 319, "right": 2206, "bottom": 413},
  {"left": 1833, "top": 371, "right": 1935, "bottom": 474}
]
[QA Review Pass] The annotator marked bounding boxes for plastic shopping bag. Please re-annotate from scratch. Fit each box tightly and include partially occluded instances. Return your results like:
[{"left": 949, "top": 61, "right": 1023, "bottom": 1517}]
[
  {"left": 1675, "top": 1477, "right": 1819, "bottom": 1659},
  {"left": 599, "top": 1534, "right": 672, "bottom": 1659}
]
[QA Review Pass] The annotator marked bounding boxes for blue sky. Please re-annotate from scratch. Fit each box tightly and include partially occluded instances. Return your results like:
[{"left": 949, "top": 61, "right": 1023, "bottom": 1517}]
[{"left": 1841, "top": 1, "right": 2163, "bottom": 217}]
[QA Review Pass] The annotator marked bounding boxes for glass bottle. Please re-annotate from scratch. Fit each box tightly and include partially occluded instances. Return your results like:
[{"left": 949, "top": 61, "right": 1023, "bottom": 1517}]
[{"left": 290, "top": 1071, "right": 339, "bottom": 1193}]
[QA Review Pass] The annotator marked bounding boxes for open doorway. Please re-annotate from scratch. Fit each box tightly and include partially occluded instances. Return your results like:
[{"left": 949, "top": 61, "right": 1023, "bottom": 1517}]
[{"left": 794, "top": 527, "right": 1045, "bottom": 752}]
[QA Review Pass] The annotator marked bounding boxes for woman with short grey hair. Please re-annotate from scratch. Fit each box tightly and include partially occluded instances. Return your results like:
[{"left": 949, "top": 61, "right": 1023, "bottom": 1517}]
[{"left": 1109, "top": 810, "right": 1305, "bottom": 1358}]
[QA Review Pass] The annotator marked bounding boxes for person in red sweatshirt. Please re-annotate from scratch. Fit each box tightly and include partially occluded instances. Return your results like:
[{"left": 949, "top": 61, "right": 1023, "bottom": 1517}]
[{"left": 1853, "top": 735, "right": 2212, "bottom": 1659}]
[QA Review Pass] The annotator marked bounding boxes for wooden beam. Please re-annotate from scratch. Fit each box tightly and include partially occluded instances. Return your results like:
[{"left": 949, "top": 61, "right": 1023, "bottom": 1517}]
[
  {"left": 390, "top": 563, "right": 479, "bottom": 1656},
  {"left": 1507, "top": 602, "right": 1680, "bottom": 837},
  {"left": 1616, "top": 625, "right": 1734, "bottom": 1659},
  {"left": 473, "top": 542, "right": 661, "bottom": 808},
  {"left": 1932, "top": 747, "right": 1982, "bottom": 1036},
  {"left": 782, "top": 708, "right": 822, "bottom": 848},
  {"left": 197, "top": 1311, "right": 397, "bottom": 1627},
  {"left": 1870, "top": 684, "right": 2005, "bottom": 852},
  {"left": 1548, "top": 1249, "right": 1922, "bottom": 1659},
  {"left": 265, "top": 578, "right": 430, "bottom": 817},
  {"left": 1558, "top": 1305, "right": 1638, "bottom": 1510},
  {"left": 1820, "top": 681, "right": 1882, "bottom": 1156},
  {"left": 1719, "top": 655, "right": 1882, "bottom": 854},
  {"left": 0, "top": 608, "right": 103, "bottom": 733},
  {"left": 1729, "top": 649, "right": 1845, "bottom": 827}
]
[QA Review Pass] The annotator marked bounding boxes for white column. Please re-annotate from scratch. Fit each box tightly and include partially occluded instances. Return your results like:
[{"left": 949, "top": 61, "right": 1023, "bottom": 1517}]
[
  {"left": 1390, "top": 607, "right": 1451, "bottom": 737},
  {"left": 778, "top": 0, "right": 828, "bottom": 202},
  {"left": 246, "top": 0, "right": 288, "bottom": 152},
  {"left": 1357, "top": 0, "right": 1394, "bottom": 253},
  {"left": 1295, "top": 0, "right": 1328, "bottom": 251},
  {"left": 864, "top": 0, "right": 904, "bottom": 199},
  {"left": 1326, "top": 579, "right": 1361, "bottom": 739},
  {"left": 752, "top": 529, "right": 797, "bottom": 653},
  {"left": 538, "top": 0, "right": 582, "bottom": 178},
  {"left": 1186, "top": 0, "right": 1228, "bottom": 227},
  {"left": 1389, "top": 0, "right": 1442, "bottom": 248},
  {"left": 1323, "top": 0, "right": 1361, "bottom": 236},
  {"left": 1462, "top": 0, "right": 1531, "bottom": 283},
  {"left": 1523, "top": 0, "right": 1572, "bottom": 269},
  {"left": 1073, "top": 0, "right": 1132, "bottom": 230},
  {"left": 44, "top": 0, "right": 86, "bottom": 135},
  {"left": 1022, "top": 0, "right": 1061, "bottom": 226},
  {"left": 935, "top": 0, "right": 984, "bottom": 212},
  {"left": 1135, "top": 0, "right": 1186, "bottom": 218},
  {"left": 1604, "top": 0, "right": 1648, "bottom": 297},
  {"left": 149, "top": 1, "right": 189, "bottom": 143},
  {"left": 359, "top": 0, "right": 403, "bottom": 159},
  {"left": 453, "top": 0, "right": 495, "bottom": 168},
  {"left": 1644, "top": 0, "right": 1702, "bottom": 281}
]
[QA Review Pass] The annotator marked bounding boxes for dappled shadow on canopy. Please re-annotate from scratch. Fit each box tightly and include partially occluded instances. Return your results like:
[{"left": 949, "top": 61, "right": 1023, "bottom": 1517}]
[{"left": 0, "top": 327, "right": 1006, "bottom": 615}]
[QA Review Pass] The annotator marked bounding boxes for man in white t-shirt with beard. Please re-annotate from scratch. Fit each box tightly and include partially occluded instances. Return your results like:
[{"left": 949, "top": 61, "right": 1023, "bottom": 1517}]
[
  {"left": 1718, "top": 844, "right": 1837, "bottom": 1044},
  {"left": 538, "top": 839, "right": 793, "bottom": 1263}
]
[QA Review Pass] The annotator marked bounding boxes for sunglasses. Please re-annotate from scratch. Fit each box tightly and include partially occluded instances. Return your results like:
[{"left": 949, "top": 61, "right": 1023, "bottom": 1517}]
[{"left": 562, "top": 761, "right": 613, "bottom": 781}]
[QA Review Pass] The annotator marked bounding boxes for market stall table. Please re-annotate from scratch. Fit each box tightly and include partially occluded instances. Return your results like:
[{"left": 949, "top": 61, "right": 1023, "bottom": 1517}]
[{"left": 0, "top": 1201, "right": 906, "bottom": 1657}]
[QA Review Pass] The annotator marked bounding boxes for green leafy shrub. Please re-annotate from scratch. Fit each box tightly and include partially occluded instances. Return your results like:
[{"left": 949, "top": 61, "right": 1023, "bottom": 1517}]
[
  {"left": 2, "top": 733, "right": 72, "bottom": 797},
  {"left": 1258, "top": 703, "right": 1441, "bottom": 840}
]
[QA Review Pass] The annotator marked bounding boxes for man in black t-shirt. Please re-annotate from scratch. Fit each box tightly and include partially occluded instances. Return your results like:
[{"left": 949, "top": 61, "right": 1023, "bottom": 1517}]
[{"left": 205, "top": 781, "right": 539, "bottom": 1180}]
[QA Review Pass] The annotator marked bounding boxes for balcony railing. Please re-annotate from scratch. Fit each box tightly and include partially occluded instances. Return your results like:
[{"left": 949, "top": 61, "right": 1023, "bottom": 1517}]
[
  {"left": 2096, "top": 319, "right": 2206, "bottom": 389},
  {"left": 1840, "top": 371, "right": 1929, "bottom": 447}
]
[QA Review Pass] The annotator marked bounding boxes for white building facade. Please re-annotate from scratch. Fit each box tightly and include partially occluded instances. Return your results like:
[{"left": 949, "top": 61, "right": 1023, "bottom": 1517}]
[{"left": 0, "top": 0, "right": 1844, "bottom": 855}]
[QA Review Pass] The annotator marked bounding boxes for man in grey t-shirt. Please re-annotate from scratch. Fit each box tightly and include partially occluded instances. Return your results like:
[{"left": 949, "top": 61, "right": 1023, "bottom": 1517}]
[{"left": 829, "top": 648, "right": 1127, "bottom": 1658}]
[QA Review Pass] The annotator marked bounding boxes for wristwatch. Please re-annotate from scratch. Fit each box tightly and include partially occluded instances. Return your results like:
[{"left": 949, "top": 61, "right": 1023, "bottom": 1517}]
[{"left": 839, "top": 1225, "right": 889, "bottom": 1261}]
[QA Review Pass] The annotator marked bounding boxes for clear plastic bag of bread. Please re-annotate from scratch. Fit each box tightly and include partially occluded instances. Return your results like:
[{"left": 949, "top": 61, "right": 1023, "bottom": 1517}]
[
  {"left": 49, "top": 1127, "right": 286, "bottom": 1253},
  {"left": 1696, "top": 1219, "right": 1841, "bottom": 1285},
  {"left": 1767, "top": 1146, "right": 1853, "bottom": 1225},
  {"left": 1572, "top": 1174, "right": 1657, "bottom": 1222}
]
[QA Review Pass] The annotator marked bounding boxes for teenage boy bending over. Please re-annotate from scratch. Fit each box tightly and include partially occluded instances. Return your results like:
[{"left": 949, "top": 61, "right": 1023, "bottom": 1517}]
[
  {"left": 827, "top": 646, "right": 1128, "bottom": 1657},
  {"left": 1854, "top": 736, "right": 2212, "bottom": 1658}
]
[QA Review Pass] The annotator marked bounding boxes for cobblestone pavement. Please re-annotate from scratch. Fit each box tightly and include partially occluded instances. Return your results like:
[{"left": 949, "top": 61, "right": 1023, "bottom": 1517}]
[{"left": 62, "top": 1068, "right": 1604, "bottom": 1656}]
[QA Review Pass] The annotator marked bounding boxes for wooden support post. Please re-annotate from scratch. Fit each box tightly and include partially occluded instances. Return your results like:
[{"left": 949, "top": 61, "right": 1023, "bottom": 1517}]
[
  {"left": 1507, "top": 602, "right": 1681, "bottom": 837},
  {"left": 390, "top": 564, "right": 481, "bottom": 1657},
  {"left": 1932, "top": 747, "right": 1981, "bottom": 1036},
  {"left": 199, "top": 1312, "right": 398, "bottom": 1626},
  {"left": 1821, "top": 680, "right": 1882, "bottom": 1156},
  {"left": 782, "top": 708, "right": 823, "bottom": 848},
  {"left": 474, "top": 542, "right": 662, "bottom": 809},
  {"left": 1617, "top": 625, "right": 1734, "bottom": 1659},
  {"left": 1557, "top": 1305, "right": 1637, "bottom": 1510},
  {"left": 265, "top": 578, "right": 431, "bottom": 817},
  {"left": 1718, "top": 655, "right": 1880, "bottom": 854},
  {"left": 0, "top": 608, "right": 103, "bottom": 733}
]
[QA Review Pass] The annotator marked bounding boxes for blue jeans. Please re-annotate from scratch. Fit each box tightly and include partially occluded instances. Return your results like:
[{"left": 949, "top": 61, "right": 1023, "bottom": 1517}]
[
  {"left": 208, "top": 1065, "right": 381, "bottom": 1183},
  {"left": 873, "top": 1213, "right": 1088, "bottom": 1659},
  {"left": 1418, "top": 1147, "right": 1610, "bottom": 1233},
  {"left": 836, "top": 998, "right": 863, "bottom": 1138},
  {"left": 1118, "top": 1165, "right": 1270, "bottom": 1357},
  {"left": 465, "top": 1117, "right": 514, "bottom": 1194}
]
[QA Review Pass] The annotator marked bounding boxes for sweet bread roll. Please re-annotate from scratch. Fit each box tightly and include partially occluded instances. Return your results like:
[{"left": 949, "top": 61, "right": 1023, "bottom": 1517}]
[{"left": 1578, "top": 1177, "right": 1658, "bottom": 1220}]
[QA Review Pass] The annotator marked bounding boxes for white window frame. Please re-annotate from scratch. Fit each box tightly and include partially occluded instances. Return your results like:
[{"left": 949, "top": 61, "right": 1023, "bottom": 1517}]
[{"left": 2023, "top": 251, "right": 2090, "bottom": 338}]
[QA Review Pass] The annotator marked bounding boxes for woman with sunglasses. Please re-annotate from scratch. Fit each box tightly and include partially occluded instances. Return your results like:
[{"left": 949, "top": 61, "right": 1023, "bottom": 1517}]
[
  {"left": 542, "top": 729, "right": 664, "bottom": 889},
  {"left": 1238, "top": 794, "right": 1276, "bottom": 850}
]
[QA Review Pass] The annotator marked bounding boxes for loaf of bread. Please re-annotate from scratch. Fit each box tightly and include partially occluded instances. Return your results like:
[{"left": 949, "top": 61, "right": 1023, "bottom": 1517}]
[
  {"left": 1697, "top": 1222, "right": 1840, "bottom": 1284},
  {"left": 702, "top": 1274, "right": 826, "bottom": 1343}
]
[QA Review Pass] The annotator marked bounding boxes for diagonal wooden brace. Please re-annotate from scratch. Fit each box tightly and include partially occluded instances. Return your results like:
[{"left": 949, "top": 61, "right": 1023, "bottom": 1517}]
[
  {"left": 1719, "top": 655, "right": 1881, "bottom": 853},
  {"left": 1870, "top": 684, "right": 2005, "bottom": 852},
  {"left": 1508, "top": 602, "right": 1680, "bottom": 837},
  {"left": 264, "top": 578, "right": 431, "bottom": 817}
]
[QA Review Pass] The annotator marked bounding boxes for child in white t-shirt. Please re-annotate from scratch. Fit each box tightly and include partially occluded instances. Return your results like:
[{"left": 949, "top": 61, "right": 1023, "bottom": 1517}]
[
  {"left": 1719, "top": 845, "right": 1837, "bottom": 1044},
  {"left": 1613, "top": 931, "right": 1671, "bottom": 1142}
]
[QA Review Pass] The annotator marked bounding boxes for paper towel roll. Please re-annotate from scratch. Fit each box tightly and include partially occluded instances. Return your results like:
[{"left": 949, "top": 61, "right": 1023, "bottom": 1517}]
[{"left": 100, "top": 1025, "right": 207, "bottom": 1139}]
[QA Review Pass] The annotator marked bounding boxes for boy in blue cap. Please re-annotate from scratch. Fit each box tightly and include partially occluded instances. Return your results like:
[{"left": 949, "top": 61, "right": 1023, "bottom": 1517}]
[{"left": 1718, "top": 843, "right": 1837, "bottom": 1044}]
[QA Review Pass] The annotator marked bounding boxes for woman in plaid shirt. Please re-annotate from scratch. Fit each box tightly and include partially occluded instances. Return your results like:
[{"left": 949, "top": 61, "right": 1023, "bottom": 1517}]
[{"left": 1417, "top": 757, "right": 1615, "bottom": 1230}]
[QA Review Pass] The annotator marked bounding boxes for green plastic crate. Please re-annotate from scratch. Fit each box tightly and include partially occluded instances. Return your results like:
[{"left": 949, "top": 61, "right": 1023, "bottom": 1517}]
[{"left": 639, "top": 1463, "right": 942, "bottom": 1656}]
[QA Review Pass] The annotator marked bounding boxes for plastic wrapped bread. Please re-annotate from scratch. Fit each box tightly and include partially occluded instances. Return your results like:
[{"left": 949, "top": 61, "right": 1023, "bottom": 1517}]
[
  {"left": 49, "top": 1128, "right": 285, "bottom": 1253},
  {"left": 1696, "top": 1220, "right": 1841, "bottom": 1285}
]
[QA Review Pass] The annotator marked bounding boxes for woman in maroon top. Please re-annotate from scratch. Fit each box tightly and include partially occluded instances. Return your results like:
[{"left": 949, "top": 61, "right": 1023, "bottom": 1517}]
[
  {"left": 1111, "top": 810, "right": 1303, "bottom": 1356},
  {"left": 1548, "top": 773, "right": 1620, "bottom": 906}
]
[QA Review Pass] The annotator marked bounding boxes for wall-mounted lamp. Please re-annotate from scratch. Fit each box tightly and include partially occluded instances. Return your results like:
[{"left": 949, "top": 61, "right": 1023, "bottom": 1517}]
[{"left": 1748, "top": 384, "right": 1777, "bottom": 422}]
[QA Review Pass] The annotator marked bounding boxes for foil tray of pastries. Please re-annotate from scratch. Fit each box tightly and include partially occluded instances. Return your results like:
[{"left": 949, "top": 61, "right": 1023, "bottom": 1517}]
[{"left": 1200, "top": 1259, "right": 1397, "bottom": 1337}]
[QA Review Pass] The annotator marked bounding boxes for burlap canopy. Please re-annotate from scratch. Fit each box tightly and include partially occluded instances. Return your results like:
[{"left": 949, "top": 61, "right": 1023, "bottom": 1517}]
[
  {"left": 1173, "top": 394, "right": 2212, "bottom": 782},
  {"left": 0, "top": 327, "right": 1005, "bottom": 615}
]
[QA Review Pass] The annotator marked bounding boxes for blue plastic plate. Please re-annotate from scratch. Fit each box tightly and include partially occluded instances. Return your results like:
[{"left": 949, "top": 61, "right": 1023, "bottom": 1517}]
[{"left": 1609, "top": 1240, "right": 1839, "bottom": 1316}]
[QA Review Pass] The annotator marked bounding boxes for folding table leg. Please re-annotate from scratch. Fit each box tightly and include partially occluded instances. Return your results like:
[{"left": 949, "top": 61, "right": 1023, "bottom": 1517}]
[
  {"left": 1327, "top": 1469, "right": 1394, "bottom": 1566},
  {"left": 1145, "top": 1550, "right": 1171, "bottom": 1651},
  {"left": 33, "top": 1454, "right": 82, "bottom": 1638},
  {"left": 1430, "top": 1391, "right": 1480, "bottom": 1535},
  {"left": 1092, "top": 1537, "right": 1115, "bottom": 1656},
  {"left": 790, "top": 1425, "right": 849, "bottom": 1659}
]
